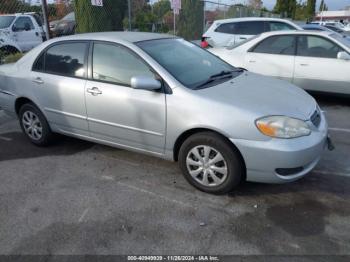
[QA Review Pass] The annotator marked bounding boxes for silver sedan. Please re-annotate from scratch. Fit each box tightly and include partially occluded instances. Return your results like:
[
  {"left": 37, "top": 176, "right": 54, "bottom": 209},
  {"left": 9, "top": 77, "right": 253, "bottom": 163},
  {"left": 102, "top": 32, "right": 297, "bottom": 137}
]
[{"left": 0, "top": 32, "right": 330, "bottom": 194}]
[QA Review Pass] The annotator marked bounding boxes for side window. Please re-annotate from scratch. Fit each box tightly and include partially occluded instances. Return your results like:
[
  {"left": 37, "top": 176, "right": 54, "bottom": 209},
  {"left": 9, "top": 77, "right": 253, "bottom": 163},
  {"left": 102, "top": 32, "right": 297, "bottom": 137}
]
[
  {"left": 13, "top": 17, "right": 34, "bottom": 31},
  {"left": 215, "top": 23, "right": 236, "bottom": 34},
  {"left": 92, "top": 43, "right": 155, "bottom": 86},
  {"left": 297, "top": 35, "right": 344, "bottom": 58},
  {"left": 45, "top": 42, "right": 87, "bottom": 77},
  {"left": 32, "top": 52, "right": 45, "bottom": 72},
  {"left": 236, "top": 21, "right": 265, "bottom": 35},
  {"left": 252, "top": 35, "right": 296, "bottom": 55},
  {"left": 269, "top": 22, "right": 295, "bottom": 31}
]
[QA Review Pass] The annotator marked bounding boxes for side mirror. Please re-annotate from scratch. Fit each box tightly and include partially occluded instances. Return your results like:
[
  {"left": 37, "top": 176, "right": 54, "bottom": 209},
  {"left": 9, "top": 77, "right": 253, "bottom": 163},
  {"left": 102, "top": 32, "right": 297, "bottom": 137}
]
[
  {"left": 131, "top": 76, "right": 162, "bottom": 91},
  {"left": 337, "top": 51, "right": 350, "bottom": 60}
]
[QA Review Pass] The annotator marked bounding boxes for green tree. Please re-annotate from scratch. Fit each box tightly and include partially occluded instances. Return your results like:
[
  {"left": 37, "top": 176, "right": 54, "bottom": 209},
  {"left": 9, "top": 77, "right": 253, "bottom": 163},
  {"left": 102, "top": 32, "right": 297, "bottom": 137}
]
[
  {"left": 153, "top": 0, "right": 171, "bottom": 19},
  {"left": 74, "top": 0, "right": 126, "bottom": 33},
  {"left": 248, "top": 0, "right": 263, "bottom": 9},
  {"left": 319, "top": 0, "right": 328, "bottom": 11},
  {"left": 177, "top": 0, "right": 204, "bottom": 40},
  {"left": 273, "top": 0, "right": 296, "bottom": 18},
  {"left": 306, "top": 0, "right": 316, "bottom": 20}
]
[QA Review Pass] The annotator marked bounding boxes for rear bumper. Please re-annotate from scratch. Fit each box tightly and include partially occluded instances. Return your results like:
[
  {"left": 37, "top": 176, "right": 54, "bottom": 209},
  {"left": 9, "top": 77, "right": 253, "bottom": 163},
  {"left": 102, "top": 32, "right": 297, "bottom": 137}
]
[{"left": 230, "top": 113, "right": 328, "bottom": 184}]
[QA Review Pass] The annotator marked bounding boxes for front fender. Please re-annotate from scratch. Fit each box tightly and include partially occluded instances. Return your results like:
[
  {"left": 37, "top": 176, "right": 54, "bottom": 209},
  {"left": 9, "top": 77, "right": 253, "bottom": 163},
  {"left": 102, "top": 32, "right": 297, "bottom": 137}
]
[{"left": 0, "top": 36, "right": 22, "bottom": 53}]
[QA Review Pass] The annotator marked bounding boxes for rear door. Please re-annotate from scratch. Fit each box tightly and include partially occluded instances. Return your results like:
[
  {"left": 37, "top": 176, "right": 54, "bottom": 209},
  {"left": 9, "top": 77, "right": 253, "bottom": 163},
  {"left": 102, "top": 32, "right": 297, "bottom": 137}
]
[
  {"left": 244, "top": 34, "right": 296, "bottom": 82},
  {"left": 31, "top": 41, "right": 89, "bottom": 135},
  {"left": 293, "top": 35, "right": 350, "bottom": 94}
]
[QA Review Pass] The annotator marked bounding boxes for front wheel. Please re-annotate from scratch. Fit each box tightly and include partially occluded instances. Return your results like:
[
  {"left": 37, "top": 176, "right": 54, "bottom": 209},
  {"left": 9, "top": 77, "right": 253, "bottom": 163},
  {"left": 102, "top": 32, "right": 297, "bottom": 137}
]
[
  {"left": 19, "top": 103, "right": 55, "bottom": 146},
  {"left": 179, "top": 132, "right": 244, "bottom": 194}
]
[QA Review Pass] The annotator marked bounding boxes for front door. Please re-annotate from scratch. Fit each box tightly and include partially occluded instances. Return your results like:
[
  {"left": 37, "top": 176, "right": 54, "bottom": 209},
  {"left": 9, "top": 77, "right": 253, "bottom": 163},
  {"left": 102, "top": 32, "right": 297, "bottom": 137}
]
[
  {"left": 12, "top": 16, "right": 42, "bottom": 51},
  {"left": 293, "top": 35, "right": 350, "bottom": 94},
  {"left": 85, "top": 42, "right": 166, "bottom": 154}
]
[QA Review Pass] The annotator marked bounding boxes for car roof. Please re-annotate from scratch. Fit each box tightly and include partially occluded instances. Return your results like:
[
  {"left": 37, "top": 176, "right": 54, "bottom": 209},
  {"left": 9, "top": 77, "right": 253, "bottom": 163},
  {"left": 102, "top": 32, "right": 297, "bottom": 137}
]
[
  {"left": 259, "top": 30, "right": 334, "bottom": 37},
  {"left": 49, "top": 32, "right": 176, "bottom": 44},
  {"left": 213, "top": 17, "right": 293, "bottom": 24}
]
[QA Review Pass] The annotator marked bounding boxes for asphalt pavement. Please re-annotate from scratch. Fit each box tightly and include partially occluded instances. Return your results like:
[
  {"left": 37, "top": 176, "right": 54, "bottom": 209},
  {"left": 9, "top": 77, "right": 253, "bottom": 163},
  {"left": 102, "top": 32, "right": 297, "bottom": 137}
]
[{"left": 0, "top": 93, "right": 349, "bottom": 256}]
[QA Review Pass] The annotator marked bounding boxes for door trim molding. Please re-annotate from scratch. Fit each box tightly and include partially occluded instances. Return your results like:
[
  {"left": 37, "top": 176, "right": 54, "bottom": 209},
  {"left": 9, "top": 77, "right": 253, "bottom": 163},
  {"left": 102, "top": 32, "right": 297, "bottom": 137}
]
[{"left": 88, "top": 117, "right": 164, "bottom": 137}]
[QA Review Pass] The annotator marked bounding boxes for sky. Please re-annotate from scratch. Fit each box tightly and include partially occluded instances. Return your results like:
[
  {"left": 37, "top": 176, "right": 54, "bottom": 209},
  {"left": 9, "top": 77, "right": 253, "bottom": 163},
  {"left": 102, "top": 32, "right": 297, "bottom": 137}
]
[{"left": 261, "top": 0, "right": 349, "bottom": 10}]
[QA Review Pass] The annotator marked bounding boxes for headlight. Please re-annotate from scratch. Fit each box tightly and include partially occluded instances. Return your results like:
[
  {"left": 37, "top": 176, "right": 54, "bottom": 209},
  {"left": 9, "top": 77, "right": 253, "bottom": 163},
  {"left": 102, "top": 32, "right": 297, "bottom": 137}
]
[{"left": 256, "top": 116, "right": 311, "bottom": 139}]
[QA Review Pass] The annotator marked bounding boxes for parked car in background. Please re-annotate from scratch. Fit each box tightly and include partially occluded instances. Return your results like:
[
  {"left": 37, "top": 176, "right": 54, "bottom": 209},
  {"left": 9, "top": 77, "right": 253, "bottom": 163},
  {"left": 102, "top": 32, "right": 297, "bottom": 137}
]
[
  {"left": 210, "top": 31, "right": 350, "bottom": 95},
  {"left": 51, "top": 12, "right": 76, "bottom": 37},
  {"left": 344, "top": 23, "right": 350, "bottom": 32},
  {"left": 0, "top": 32, "right": 330, "bottom": 194},
  {"left": 324, "top": 25, "right": 350, "bottom": 36},
  {"left": 0, "top": 13, "right": 45, "bottom": 54},
  {"left": 201, "top": 17, "right": 302, "bottom": 48},
  {"left": 302, "top": 24, "right": 350, "bottom": 41}
]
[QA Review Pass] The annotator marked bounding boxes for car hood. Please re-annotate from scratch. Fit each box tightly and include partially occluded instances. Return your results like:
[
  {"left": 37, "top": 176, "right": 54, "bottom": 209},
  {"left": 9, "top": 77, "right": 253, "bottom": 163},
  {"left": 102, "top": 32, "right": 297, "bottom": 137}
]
[{"left": 197, "top": 72, "right": 316, "bottom": 120}]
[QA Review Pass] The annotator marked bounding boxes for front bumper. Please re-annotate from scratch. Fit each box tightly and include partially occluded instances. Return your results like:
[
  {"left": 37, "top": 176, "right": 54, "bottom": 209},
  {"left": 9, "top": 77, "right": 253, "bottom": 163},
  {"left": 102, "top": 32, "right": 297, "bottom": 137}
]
[{"left": 230, "top": 112, "right": 329, "bottom": 184}]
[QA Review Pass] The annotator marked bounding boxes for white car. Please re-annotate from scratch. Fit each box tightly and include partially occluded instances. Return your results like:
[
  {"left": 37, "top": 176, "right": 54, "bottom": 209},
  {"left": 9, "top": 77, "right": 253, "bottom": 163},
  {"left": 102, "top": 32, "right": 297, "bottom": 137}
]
[
  {"left": 0, "top": 13, "right": 45, "bottom": 54},
  {"left": 202, "top": 17, "right": 302, "bottom": 48},
  {"left": 210, "top": 30, "right": 350, "bottom": 95}
]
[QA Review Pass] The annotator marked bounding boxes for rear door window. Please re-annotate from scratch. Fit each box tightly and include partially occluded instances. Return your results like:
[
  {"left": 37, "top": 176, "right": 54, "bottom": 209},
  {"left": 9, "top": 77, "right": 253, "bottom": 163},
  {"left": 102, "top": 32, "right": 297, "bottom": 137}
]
[
  {"left": 268, "top": 21, "right": 296, "bottom": 31},
  {"left": 215, "top": 23, "right": 236, "bottom": 34},
  {"left": 252, "top": 35, "right": 296, "bottom": 55},
  {"left": 43, "top": 42, "right": 87, "bottom": 77}
]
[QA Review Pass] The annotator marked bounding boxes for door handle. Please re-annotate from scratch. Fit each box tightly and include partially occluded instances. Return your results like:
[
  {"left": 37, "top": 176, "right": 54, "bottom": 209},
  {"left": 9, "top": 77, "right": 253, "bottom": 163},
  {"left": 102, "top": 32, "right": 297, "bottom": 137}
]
[
  {"left": 300, "top": 63, "right": 309, "bottom": 66},
  {"left": 240, "top": 37, "right": 247, "bottom": 40},
  {"left": 87, "top": 87, "right": 102, "bottom": 96},
  {"left": 32, "top": 77, "right": 44, "bottom": 84},
  {"left": 248, "top": 60, "right": 256, "bottom": 63}
]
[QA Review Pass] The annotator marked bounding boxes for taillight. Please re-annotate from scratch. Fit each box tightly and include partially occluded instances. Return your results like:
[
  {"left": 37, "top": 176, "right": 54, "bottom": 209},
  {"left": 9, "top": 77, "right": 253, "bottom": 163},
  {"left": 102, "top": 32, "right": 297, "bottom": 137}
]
[
  {"left": 201, "top": 40, "right": 209, "bottom": 48},
  {"left": 201, "top": 36, "right": 210, "bottom": 48}
]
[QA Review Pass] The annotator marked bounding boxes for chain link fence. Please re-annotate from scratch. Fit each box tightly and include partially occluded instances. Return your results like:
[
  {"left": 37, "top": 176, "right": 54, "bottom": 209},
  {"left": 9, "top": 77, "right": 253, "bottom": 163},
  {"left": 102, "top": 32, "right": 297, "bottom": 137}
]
[{"left": 0, "top": 0, "right": 280, "bottom": 60}]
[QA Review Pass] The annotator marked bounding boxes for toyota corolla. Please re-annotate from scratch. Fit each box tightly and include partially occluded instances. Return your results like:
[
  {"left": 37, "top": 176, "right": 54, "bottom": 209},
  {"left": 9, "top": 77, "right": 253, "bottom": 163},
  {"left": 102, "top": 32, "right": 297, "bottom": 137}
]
[{"left": 0, "top": 32, "right": 331, "bottom": 194}]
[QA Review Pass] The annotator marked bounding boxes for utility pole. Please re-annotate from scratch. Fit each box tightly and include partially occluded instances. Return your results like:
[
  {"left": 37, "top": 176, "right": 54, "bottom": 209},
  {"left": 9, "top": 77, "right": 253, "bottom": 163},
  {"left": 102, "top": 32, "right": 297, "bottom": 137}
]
[
  {"left": 128, "top": 0, "right": 131, "bottom": 31},
  {"left": 41, "top": 0, "right": 50, "bottom": 40}
]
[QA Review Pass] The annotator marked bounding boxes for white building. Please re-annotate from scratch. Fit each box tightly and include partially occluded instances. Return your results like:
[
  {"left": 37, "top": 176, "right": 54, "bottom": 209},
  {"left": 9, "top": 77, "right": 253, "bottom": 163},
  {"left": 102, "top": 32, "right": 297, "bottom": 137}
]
[{"left": 316, "top": 10, "right": 350, "bottom": 23}]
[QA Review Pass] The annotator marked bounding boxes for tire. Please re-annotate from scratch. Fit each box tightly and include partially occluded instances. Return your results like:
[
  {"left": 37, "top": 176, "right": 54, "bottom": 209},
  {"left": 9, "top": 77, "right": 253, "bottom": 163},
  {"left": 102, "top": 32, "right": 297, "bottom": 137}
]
[
  {"left": 18, "top": 103, "right": 54, "bottom": 146},
  {"left": 178, "top": 132, "right": 244, "bottom": 194}
]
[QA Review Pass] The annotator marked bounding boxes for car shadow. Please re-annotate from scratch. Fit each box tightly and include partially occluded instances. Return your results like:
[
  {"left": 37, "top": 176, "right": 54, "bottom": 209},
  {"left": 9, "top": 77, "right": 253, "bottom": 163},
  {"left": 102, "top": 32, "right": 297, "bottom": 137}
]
[
  {"left": 0, "top": 132, "right": 94, "bottom": 162},
  {"left": 229, "top": 171, "right": 350, "bottom": 198},
  {"left": 311, "top": 92, "right": 350, "bottom": 107}
]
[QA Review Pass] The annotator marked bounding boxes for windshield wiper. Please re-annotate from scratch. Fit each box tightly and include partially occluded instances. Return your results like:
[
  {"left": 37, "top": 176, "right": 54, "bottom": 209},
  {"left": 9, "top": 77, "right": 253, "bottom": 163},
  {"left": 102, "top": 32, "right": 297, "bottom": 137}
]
[{"left": 193, "top": 69, "right": 244, "bottom": 90}]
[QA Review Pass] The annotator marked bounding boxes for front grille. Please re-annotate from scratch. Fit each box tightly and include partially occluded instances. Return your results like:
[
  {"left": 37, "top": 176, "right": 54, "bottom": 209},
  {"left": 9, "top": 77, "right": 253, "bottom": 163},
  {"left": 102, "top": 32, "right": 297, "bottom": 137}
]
[{"left": 310, "top": 109, "right": 321, "bottom": 127}]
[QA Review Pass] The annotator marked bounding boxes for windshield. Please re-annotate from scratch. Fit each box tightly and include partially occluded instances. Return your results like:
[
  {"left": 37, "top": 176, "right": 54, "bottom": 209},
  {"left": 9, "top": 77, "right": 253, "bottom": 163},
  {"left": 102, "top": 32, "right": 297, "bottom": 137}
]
[
  {"left": 137, "top": 38, "right": 241, "bottom": 89},
  {"left": 0, "top": 16, "right": 15, "bottom": 29},
  {"left": 330, "top": 33, "right": 350, "bottom": 49}
]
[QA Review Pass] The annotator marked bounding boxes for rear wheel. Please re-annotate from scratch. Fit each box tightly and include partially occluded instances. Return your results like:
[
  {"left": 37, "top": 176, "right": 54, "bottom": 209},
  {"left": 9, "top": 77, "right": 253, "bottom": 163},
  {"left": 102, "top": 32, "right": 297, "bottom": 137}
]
[
  {"left": 19, "top": 103, "right": 54, "bottom": 146},
  {"left": 179, "top": 132, "right": 244, "bottom": 194}
]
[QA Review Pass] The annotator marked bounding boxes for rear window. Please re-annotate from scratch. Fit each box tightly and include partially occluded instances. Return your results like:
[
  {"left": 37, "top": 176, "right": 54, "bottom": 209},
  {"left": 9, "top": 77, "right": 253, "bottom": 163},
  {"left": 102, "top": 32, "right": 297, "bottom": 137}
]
[{"left": 31, "top": 14, "right": 43, "bottom": 26}]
